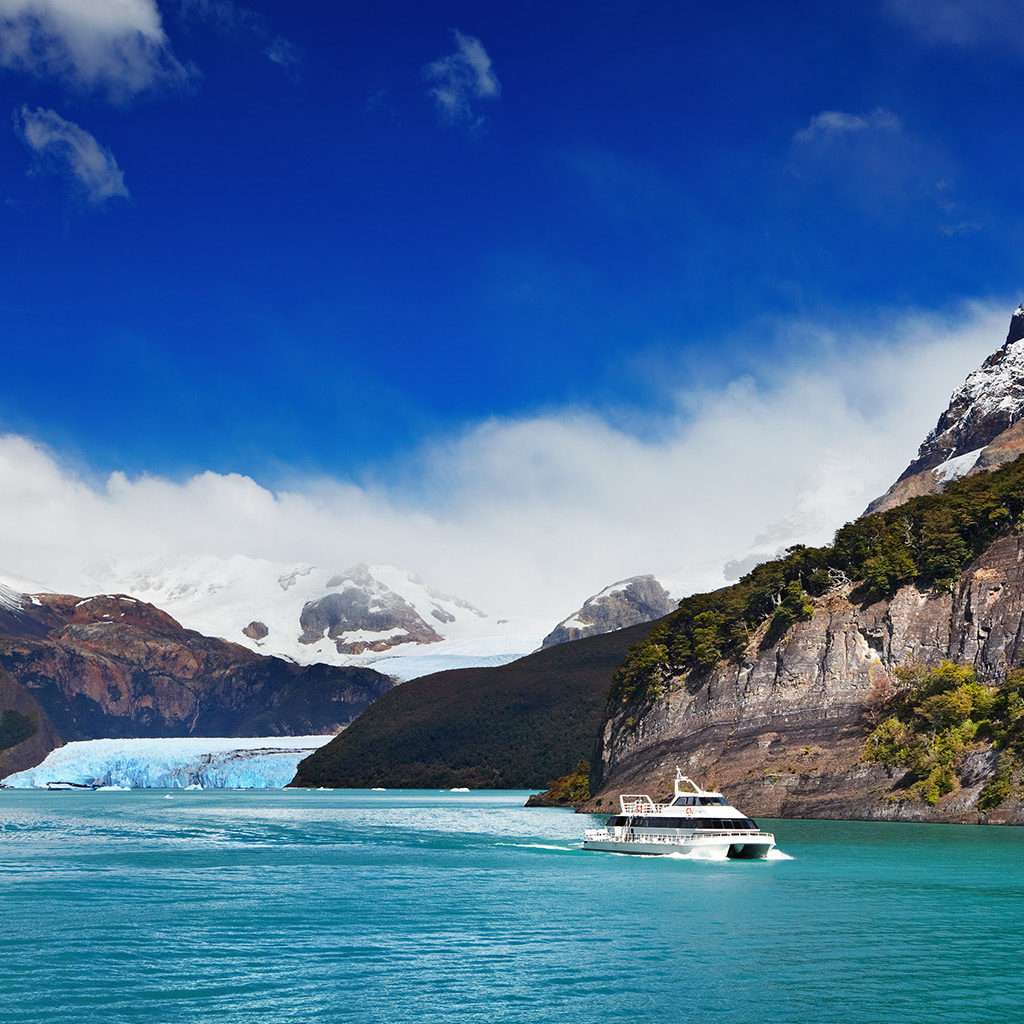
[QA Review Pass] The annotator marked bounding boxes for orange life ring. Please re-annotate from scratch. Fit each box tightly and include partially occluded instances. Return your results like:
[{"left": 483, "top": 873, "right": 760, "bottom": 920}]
[{"left": 685, "top": 806, "right": 693, "bottom": 816}]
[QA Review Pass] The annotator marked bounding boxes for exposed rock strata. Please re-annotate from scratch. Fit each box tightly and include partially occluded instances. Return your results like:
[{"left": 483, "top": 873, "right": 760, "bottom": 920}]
[
  {"left": 589, "top": 532, "right": 1024, "bottom": 823},
  {"left": 541, "top": 575, "right": 675, "bottom": 649}
]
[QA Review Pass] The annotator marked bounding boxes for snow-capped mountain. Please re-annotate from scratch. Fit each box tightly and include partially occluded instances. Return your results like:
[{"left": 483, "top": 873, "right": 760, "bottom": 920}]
[
  {"left": 867, "top": 305, "right": 1024, "bottom": 514},
  {"left": 540, "top": 574, "right": 677, "bottom": 649},
  {"left": 79, "top": 556, "right": 549, "bottom": 681}
]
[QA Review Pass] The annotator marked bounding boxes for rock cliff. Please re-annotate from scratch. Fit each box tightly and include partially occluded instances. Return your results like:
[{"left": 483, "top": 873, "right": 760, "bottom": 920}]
[
  {"left": 588, "top": 531, "right": 1024, "bottom": 823},
  {"left": 0, "top": 590, "right": 393, "bottom": 779},
  {"left": 541, "top": 575, "right": 676, "bottom": 649}
]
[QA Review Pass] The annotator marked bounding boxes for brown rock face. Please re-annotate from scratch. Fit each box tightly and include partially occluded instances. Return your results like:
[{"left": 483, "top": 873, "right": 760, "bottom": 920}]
[
  {"left": 589, "top": 532, "right": 1024, "bottom": 823},
  {"left": 0, "top": 592, "right": 393, "bottom": 778}
]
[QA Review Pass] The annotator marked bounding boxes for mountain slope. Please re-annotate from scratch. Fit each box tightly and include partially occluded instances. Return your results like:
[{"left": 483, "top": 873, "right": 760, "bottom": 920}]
[{"left": 289, "top": 620, "right": 656, "bottom": 789}]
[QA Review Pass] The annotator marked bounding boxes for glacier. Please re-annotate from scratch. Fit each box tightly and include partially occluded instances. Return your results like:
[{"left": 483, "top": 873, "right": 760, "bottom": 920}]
[{"left": 3, "top": 736, "right": 334, "bottom": 789}]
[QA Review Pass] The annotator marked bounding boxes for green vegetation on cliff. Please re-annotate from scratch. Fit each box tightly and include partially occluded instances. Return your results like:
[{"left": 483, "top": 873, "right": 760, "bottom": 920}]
[
  {"left": 863, "top": 661, "right": 1024, "bottom": 807},
  {"left": 611, "top": 455, "right": 1024, "bottom": 707},
  {"left": 525, "top": 761, "right": 591, "bottom": 807},
  {"left": 291, "top": 622, "right": 655, "bottom": 789}
]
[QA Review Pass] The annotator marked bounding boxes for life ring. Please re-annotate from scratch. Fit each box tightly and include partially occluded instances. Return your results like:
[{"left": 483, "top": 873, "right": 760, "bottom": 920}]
[
  {"left": 685, "top": 806, "right": 693, "bottom": 816},
  {"left": 634, "top": 801, "right": 643, "bottom": 813}
]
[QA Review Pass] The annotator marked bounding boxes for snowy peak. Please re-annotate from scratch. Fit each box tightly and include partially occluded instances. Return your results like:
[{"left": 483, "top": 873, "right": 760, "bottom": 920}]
[
  {"left": 78, "top": 555, "right": 544, "bottom": 679},
  {"left": 298, "top": 563, "right": 460, "bottom": 655},
  {"left": 867, "top": 306, "right": 1024, "bottom": 515},
  {"left": 540, "top": 575, "right": 676, "bottom": 649}
]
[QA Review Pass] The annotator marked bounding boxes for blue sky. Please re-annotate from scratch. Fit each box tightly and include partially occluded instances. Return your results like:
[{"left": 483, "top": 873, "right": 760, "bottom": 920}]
[
  {"left": 1, "top": 0, "right": 1021, "bottom": 481},
  {"left": 0, "top": 1, "right": 1022, "bottom": 611}
]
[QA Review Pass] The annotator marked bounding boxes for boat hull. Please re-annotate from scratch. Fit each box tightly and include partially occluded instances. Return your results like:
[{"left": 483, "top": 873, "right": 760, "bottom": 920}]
[{"left": 582, "top": 835, "right": 775, "bottom": 859}]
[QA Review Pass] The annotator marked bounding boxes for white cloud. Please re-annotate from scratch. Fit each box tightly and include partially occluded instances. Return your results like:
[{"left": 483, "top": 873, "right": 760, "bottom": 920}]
[
  {"left": 424, "top": 29, "right": 500, "bottom": 126},
  {"left": 0, "top": 303, "right": 1009, "bottom": 620},
  {"left": 0, "top": 0, "right": 189, "bottom": 96},
  {"left": 793, "top": 108, "right": 902, "bottom": 143},
  {"left": 15, "top": 106, "right": 128, "bottom": 203},
  {"left": 885, "top": 0, "right": 1024, "bottom": 48}
]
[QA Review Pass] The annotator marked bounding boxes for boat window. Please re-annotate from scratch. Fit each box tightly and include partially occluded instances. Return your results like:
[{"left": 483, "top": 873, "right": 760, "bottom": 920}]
[
  {"left": 627, "top": 817, "right": 759, "bottom": 831},
  {"left": 672, "top": 797, "right": 694, "bottom": 806}
]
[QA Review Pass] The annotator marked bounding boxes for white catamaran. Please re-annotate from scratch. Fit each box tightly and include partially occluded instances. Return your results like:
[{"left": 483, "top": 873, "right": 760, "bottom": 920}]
[{"left": 583, "top": 769, "right": 775, "bottom": 859}]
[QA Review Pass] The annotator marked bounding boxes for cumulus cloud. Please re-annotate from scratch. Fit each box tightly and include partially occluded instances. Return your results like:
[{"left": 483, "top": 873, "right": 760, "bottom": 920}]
[
  {"left": 424, "top": 29, "right": 500, "bottom": 126},
  {"left": 0, "top": 0, "right": 189, "bottom": 97},
  {"left": 0, "top": 303, "right": 1009, "bottom": 620},
  {"left": 15, "top": 106, "right": 128, "bottom": 203},
  {"left": 793, "top": 108, "right": 902, "bottom": 143}
]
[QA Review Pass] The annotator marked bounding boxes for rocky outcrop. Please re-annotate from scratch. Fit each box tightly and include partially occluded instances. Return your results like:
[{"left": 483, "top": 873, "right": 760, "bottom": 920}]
[
  {"left": 867, "top": 306, "right": 1024, "bottom": 514},
  {"left": 541, "top": 575, "right": 675, "bottom": 649},
  {"left": 0, "top": 590, "right": 393, "bottom": 778},
  {"left": 298, "top": 564, "right": 441, "bottom": 654},
  {"left": 243, "top": 620, "right": 269, "bottom": 641},
  {"left": 588, "top": 532, "right": 1024, "bottom": 823}
]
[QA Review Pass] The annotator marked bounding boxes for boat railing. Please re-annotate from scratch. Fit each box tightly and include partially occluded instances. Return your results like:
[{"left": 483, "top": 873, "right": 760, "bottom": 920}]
[{"left": 619, "top": 795, "right": 672, "bottom": 814}]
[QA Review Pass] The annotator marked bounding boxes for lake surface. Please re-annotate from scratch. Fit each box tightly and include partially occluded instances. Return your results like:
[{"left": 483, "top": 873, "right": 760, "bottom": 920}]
[{"left": 1, "top": 789, "right": 1022, "bottom": 1023}]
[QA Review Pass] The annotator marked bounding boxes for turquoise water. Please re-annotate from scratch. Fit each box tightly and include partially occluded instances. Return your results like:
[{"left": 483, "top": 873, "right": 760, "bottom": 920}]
[{"left": 1, "top": 789, "right": 1023, "bottom": 1023}]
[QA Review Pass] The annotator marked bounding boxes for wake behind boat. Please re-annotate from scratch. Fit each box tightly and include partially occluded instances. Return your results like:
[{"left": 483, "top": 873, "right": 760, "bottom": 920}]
[{"left": 583, "top": 769, "right": 775, "bottom": 859}]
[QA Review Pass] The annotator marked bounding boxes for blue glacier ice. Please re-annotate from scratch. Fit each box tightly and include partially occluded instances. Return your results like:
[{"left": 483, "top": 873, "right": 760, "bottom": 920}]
[{"left": 3, "top": 736, "right": 335, "bottom": 789}]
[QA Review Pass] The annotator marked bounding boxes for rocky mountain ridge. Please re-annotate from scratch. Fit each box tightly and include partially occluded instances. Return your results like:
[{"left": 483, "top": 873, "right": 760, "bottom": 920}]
[{"left": 540, "top": 575, "right": 676, "bottom": 649}]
